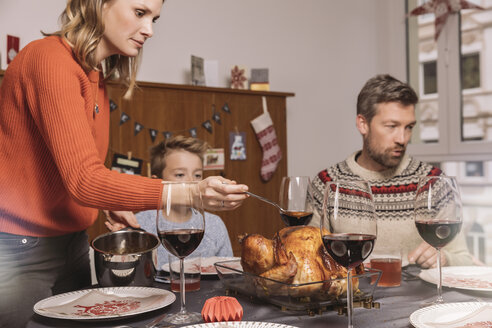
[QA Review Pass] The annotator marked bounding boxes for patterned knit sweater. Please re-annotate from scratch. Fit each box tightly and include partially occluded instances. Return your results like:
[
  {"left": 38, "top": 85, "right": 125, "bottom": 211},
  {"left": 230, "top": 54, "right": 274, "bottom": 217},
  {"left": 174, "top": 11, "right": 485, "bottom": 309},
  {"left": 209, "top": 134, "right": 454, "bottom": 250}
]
[
  {"left": 309, "top": 151, "right": 473, "bottom": 266},
  {"left": 0, "top": 36, "right": 163, "bottom": 237}
]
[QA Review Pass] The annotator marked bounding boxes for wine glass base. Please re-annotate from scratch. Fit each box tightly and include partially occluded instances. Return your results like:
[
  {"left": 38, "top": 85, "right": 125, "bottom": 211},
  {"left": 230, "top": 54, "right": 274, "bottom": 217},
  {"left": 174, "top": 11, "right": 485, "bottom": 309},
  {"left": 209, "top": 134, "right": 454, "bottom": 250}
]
[
  {"left": 420, "top": 297, "right": 444, "bottom": 308},
  {"left": 165, "top": 311, "right": 202, "bottom": 325}
]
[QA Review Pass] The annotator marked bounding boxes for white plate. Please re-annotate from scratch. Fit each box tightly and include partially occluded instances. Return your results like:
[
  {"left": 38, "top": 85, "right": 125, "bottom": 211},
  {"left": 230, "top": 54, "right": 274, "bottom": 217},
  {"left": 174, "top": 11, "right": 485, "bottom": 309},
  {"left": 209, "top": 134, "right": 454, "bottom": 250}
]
[
  {"left": 183, "top": 321, "right": 299, "bottom": 328},
  {"left": 162, "top": 257, "right": 242, "bottom": 275},
  {"left": 419, "top": 266, "right": 492, "bottom": 292},
  {"left": 33, "top": 286, "right": 175, "bottom": 321},
  {"left": 410, "top": 302, "right": 492, "bottom": 328}
]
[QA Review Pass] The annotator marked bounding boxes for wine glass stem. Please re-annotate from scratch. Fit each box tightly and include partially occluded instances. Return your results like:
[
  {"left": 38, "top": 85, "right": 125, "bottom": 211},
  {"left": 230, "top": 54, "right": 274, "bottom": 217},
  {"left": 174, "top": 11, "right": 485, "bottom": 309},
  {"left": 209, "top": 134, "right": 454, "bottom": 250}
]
[
  {"left": 347, "top": 269, "right": 354, "bottom": 328},
  {"left": 436, "top": 248, "right": 443, "bottom": 304},
  {"left": 179, "top": 258, "right": 187, "bottom": 314}
]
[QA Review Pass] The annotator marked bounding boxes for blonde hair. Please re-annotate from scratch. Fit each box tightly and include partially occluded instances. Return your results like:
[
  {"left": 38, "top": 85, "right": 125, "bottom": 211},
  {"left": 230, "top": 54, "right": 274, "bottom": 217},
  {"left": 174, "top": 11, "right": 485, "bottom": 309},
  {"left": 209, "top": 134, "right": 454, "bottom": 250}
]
[
  {"left": 44, "top": 0, "right": 140, "bottom": 97},
  {"left": 150, "top": 136, "right": 210, "bottom": 178}
]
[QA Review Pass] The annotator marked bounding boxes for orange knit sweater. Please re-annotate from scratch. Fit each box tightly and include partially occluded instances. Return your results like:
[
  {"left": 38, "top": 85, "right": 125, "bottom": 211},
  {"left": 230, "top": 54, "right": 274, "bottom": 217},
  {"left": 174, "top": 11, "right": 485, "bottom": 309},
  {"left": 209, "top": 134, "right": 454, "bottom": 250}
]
[{"left": 0, "top": 36, "right": 163, "bottom": 237}]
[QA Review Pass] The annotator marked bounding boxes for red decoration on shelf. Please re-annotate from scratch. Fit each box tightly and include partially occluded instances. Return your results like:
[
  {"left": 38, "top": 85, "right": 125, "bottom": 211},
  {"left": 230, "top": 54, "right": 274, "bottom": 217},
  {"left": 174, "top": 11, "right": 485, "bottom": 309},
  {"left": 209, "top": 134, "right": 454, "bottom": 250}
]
[
  {"left": 409, "top": 0, "right": 483, "bottom": 41},
  {"left": 230, "top": 65, "right": 247, "bottom": 89},
  {"left": 201, "top": 296, "right": 243, "bottom": 323}
]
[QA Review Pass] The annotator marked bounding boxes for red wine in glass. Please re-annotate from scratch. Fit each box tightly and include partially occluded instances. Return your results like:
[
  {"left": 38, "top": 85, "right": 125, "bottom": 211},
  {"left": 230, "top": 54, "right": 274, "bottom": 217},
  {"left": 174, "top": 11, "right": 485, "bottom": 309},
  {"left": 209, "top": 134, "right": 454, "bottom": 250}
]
[
  {"left": 158, "top": 229, "right": 204, "bottom": 258},
  {"left": 415, "top": 220, "right": 462, "bottom": 249},
  {"left": 280, "top": 211, "right": 313, "bottom": 226},
  {"left": 322, "top": 233, "right": 376, "bottom": 268},
  {"left": 414, "top": 176, "right": 463, "bottom": 305},
  {"left": 157, "top": 182, "right": 205, "bottom": 324},
  {"left": 279, "top": 176, "right": 314, "bottom": 226},
  {"left": 321, "top": 180, "right": 376, "bottom": 328}
]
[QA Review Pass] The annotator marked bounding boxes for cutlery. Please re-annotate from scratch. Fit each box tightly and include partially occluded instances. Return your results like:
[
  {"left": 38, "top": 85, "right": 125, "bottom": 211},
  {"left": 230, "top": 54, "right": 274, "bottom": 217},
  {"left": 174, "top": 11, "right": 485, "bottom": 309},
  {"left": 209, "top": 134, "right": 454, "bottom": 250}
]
[
  {"left": 145, "top": 313, "right": 170, "bottom": 328},
  {"left": 112, "top": 313, "right": 171, "bottom": 328},
  {"left": 402, "top": 264, "right": 421, "bottom": 281},
  {"left": 245, "top": 191, "right": 288, "bottom": 214}
]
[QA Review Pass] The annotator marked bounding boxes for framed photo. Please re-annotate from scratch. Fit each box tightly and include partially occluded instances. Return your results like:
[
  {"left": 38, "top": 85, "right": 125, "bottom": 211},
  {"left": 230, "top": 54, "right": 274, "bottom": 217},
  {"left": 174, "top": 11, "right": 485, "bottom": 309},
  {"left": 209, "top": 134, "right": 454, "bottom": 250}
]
[
  {"left": 111, "top": 153, "right": 143, "bottom": 175},
  {"left": 203, "top": 148, "right": 225, "bottom": 170},
  {"left": 229, "top": 132, "right": 246, "bottom": 160}
]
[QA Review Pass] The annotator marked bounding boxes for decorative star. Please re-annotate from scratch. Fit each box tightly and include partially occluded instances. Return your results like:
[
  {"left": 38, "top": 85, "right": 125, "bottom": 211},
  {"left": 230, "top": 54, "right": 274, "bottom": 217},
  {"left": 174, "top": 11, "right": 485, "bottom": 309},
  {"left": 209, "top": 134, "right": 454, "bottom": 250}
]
[
  {"left": 230, "top": 65, "right": 247, "bottom": 89},
  {"left": 409, "top": 0, "right": 483, "bottom": 41}
]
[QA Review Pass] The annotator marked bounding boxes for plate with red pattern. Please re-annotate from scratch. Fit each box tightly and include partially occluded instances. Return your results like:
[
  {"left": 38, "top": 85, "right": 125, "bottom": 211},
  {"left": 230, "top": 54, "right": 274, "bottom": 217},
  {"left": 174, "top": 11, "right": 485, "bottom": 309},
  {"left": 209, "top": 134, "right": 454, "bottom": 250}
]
[
  {"left": 410, "top": 302, "right": 492, "bottom": 328},
  {"left": 419, "top": 266, "right": 492, "bottom": 293},
  {"left": 34, "top": 286, "right": 175, "bottom": 321}
]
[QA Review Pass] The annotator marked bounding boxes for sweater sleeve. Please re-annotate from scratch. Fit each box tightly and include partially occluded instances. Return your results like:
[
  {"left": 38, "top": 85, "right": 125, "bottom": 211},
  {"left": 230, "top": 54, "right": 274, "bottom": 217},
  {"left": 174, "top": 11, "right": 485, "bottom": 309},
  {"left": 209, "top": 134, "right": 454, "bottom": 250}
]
[
  {"left": 442, "top": 232, "right": 474, "bottom": 266},
  {"left": 20, "top": 41, "right": 163, "bottom": 211}
]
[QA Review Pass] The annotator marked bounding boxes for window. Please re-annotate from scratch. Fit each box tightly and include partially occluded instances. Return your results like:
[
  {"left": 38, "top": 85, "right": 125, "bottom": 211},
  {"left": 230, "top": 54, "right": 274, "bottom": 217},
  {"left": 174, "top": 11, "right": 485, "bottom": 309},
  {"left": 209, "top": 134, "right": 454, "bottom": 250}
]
[
  {"left": 406, "top": 0, "right": 492, "bottom": 162},
  {"left": 461, "top": 53, "right": 480, "bottom": 90},
  {"left": 440, "top": 160, "right": 492, "bottom": 265},
  {"left": 423, "top": 61, "right": 437, "bottom": 94},
  {"left": 421, "top": 53, "right": 479, "bottom": 96}
]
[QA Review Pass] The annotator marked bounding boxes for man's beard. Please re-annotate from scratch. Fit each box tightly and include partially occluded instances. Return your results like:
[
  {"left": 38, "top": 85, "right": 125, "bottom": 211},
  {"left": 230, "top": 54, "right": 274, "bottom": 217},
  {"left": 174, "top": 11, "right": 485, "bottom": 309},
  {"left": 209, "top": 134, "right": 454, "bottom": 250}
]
[{"left": 363, "top": 134, "right": 406, "bottom": 170}]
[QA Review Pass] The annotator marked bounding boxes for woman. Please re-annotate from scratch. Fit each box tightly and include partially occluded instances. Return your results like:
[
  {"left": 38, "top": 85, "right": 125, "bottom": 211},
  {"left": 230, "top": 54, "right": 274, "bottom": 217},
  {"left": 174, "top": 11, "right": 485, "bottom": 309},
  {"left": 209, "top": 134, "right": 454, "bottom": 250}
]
[{"left": 0, "top": 0, "right": 247, "bottom": 326}]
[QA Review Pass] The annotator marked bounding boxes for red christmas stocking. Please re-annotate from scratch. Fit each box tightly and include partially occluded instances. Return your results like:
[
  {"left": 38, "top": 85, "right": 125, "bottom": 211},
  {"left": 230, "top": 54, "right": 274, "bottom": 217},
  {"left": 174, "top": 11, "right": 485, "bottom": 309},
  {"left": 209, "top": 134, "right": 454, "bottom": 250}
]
[{"left": 250, "top": 97, "right": 282, "bottom": 181}]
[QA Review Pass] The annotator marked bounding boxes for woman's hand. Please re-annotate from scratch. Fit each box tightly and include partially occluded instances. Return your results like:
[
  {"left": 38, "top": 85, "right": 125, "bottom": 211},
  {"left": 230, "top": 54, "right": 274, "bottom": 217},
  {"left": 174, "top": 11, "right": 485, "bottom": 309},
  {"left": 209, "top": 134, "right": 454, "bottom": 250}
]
[
  {"left": 197, "top": 176, "right": 249, "bottom": 211},
  {"left": 104, "top": 210, "right": 140, "bottom": 231},
  {"left": 408, "top": 241, "right": 448, "bottom": 269}
]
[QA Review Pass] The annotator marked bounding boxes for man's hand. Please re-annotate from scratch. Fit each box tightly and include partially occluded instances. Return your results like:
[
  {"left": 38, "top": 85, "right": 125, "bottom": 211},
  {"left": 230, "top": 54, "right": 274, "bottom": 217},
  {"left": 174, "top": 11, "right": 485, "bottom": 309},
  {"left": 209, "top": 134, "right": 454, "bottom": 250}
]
[
  {"left": 408, "top": 241, "right": 447, "bottom": 268},
  {"left": 104, "top": 210, "right": 140, "bottom": 232}
]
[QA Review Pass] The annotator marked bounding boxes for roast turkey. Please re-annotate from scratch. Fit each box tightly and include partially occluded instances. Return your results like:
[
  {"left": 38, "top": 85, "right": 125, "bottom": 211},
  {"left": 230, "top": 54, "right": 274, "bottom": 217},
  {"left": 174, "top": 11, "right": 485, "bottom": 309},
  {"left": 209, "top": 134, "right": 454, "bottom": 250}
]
[{"left": 239, "top": 226, "right": 363, "bottom": 297}]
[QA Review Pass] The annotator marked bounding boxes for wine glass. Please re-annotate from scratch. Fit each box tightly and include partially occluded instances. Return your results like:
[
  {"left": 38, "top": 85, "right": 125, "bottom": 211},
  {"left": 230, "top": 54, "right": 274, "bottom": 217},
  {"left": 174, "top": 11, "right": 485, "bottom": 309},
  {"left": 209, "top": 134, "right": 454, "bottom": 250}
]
[
  {"left": 278, "top": 176, "right": 314, "bottom": 226},
  {"left": 320, "top": 179, "right": 377, "bottom": 328},
  {"left": 414, "top": 176, "right": 462, "bottom": 305},
  {"left": 157, "top": 182, "right": 205, "bottom": 324}
]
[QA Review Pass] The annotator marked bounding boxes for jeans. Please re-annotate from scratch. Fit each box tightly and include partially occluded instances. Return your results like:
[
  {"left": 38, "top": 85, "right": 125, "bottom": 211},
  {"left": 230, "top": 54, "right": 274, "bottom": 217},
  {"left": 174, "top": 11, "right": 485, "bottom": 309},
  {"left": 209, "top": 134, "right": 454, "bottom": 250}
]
[{"left": 0, "top": 231, "right": 91, "bottom": 328}]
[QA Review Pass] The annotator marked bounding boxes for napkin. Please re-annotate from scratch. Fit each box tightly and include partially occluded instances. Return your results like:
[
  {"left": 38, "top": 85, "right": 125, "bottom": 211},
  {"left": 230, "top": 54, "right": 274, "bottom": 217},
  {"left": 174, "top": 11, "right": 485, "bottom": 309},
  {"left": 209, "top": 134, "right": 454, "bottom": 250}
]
[
  {"left": 39, "top": 290, "right": 165, "bottom": 317},
  {"left": 201, "top": 296, "right": 243, "bottom": 323},
  {"left": 425, "top": 304, "right": 492, "bottom": 328}
]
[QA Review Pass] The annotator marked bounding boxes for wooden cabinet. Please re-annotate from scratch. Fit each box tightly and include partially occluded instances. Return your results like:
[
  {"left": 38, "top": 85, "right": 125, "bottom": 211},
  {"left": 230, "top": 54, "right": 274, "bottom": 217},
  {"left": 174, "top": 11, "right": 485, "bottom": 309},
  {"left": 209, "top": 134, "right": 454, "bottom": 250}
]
[{"left": 0, "top": 70, "right": 294, "bottom": 255}]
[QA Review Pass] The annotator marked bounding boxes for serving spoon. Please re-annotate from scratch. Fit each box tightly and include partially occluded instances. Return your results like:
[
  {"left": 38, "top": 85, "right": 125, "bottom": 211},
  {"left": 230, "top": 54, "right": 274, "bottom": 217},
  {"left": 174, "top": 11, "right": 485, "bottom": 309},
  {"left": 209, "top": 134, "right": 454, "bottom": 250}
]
[{"left": 245, "top": 191, "right": 288, "bottom": 214}]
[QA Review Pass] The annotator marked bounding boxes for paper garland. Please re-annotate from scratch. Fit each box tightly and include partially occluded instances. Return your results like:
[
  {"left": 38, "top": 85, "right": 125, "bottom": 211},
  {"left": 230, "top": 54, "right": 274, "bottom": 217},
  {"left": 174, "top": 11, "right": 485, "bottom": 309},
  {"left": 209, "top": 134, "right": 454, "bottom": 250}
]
[{"left": 112, "top": 100, "right": 232, "bottom": 142}]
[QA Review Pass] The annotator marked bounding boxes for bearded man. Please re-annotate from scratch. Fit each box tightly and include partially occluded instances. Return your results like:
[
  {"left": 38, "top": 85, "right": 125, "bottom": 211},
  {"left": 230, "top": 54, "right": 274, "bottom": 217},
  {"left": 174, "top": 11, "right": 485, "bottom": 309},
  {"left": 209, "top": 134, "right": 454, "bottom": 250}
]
[{"left": 309, "top": 74, "right": 473, "bottom": 268}]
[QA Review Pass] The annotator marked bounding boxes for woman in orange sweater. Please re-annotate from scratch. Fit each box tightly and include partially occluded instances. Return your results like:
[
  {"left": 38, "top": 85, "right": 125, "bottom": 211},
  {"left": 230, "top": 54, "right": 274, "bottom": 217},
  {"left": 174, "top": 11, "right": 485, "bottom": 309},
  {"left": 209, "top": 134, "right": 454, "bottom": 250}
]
[{"left": 0, "top": 0, "right": 248, "bottom": 325}]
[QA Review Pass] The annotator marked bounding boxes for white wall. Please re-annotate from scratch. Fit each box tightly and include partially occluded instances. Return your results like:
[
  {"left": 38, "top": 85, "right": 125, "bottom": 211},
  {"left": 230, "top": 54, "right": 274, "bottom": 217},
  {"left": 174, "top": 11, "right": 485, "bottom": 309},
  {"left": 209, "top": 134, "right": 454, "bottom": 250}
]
[{"left": 0, "top": 0, "right": 407, "bottom": 177}]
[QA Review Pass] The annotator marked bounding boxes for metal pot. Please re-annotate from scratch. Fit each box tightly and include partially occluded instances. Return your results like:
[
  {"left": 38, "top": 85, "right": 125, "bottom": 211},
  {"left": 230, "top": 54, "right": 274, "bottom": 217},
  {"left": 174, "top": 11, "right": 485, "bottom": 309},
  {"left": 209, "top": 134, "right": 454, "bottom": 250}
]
[{"left": 91, "top": 229, "right": 160, "bottom": 287}]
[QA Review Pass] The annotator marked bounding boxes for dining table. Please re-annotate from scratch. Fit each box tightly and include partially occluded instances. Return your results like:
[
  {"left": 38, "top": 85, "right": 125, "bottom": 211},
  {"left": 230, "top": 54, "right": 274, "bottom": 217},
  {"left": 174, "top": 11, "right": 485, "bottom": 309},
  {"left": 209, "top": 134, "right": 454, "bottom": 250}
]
[{"left": 26, "top": 265, "right": 492, "bottom": 328}]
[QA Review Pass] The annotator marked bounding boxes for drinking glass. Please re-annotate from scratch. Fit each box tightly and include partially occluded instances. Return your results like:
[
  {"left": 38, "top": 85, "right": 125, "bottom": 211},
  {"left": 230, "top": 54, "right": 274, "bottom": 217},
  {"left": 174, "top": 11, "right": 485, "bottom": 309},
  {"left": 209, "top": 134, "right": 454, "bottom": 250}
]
[
  {"left": 321, "top": 180, "right": 377, "bottom": 328},
  {"left": 278, "top": 176, "right": 314, "bottom": 226},
  {"left": 157, "top": 182, "right": 205, "bottom": 324},
  {"left": 414, "top": 176, "right": 462, "bottom": 305}
]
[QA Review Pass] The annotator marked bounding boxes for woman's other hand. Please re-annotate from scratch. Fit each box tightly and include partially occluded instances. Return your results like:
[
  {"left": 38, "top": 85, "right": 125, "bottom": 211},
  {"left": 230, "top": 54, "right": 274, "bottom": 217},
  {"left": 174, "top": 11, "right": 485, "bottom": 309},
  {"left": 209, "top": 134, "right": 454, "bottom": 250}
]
[
  {"left": 104, "top": 210, "right": 140, "bottom": 231},
  {"left": 198, "top": 176, "right": 248, "bottom": 211}
]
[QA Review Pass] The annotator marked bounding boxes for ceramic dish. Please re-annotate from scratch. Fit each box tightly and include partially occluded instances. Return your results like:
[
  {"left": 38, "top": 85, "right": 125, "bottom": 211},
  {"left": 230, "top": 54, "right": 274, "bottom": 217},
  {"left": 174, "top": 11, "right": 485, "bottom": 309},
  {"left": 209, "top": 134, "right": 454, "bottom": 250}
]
[
  {"left": 183, "top": 321, "right": 299, "bottom": 328},
  {"left": 409, "top": 302, "right": 492, "bottom": 327},
  {"left": 419, "top": 266, "right": 492, "bottom": 292},
  {"left": 33, "top": 286, "right": 175, "bottom": 321}
]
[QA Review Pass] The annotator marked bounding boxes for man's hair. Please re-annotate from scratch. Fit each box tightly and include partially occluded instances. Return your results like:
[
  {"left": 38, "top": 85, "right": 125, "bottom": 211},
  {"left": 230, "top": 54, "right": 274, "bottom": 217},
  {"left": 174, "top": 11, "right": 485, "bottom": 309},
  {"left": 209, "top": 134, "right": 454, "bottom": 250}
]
[
  {"left": 357, "top": 74, "right": 418, "bottom": 123},
  {"left": 150, "top": 135, "right": 210, "bottom": 178},
  {"left": 44, "top": 0, "right": 163, "bottom": 97}
]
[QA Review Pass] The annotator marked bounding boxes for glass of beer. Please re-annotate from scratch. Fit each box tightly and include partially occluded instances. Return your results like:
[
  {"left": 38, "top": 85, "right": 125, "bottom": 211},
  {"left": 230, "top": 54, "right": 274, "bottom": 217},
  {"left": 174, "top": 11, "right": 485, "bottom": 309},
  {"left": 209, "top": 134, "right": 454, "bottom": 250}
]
[{"left": 370, "top": 249, "right": 402, "bottom": 287}]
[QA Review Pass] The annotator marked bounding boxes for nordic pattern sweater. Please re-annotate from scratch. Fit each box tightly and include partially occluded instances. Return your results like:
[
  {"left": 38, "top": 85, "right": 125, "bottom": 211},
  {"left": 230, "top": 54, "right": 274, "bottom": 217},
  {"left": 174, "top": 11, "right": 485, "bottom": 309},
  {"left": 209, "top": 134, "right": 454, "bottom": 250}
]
[{"left": 309, "top": 152, "right": 473, "bottom": 266}]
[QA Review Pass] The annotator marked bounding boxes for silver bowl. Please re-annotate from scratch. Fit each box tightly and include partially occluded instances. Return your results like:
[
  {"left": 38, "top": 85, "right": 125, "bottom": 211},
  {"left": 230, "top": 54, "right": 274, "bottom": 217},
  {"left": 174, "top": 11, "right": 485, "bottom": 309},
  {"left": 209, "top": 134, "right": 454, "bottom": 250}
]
[{"left": 91, "top": 229, "right": 160, "bottom": 287}]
